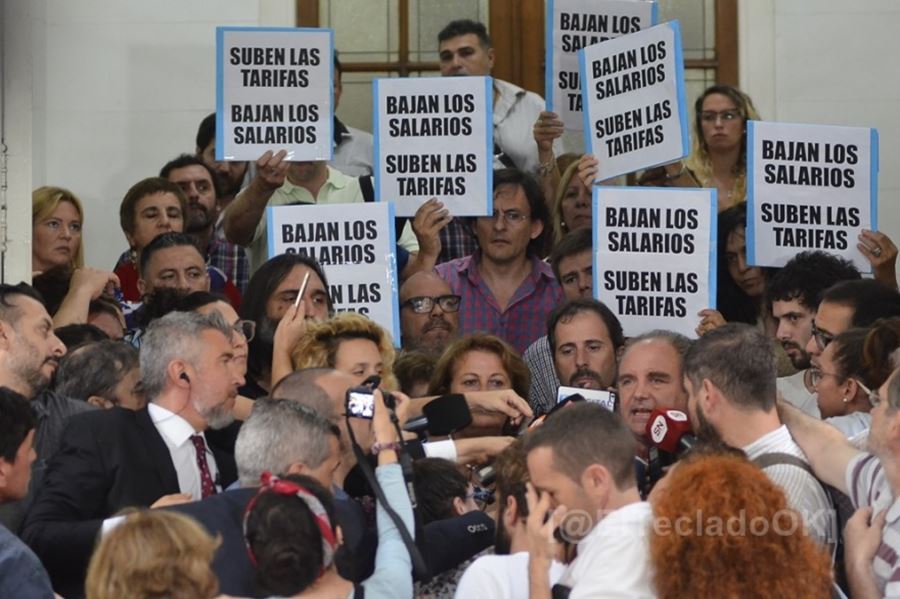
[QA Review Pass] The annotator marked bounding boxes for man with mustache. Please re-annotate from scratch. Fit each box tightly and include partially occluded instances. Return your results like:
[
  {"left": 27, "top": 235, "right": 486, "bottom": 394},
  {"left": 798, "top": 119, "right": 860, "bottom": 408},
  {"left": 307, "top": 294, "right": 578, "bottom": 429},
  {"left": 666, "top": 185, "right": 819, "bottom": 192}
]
[
  {"left": 683, "top": 323, "right": 836, "bottom": 549},
  {"left": 161, "top": 154, "right": 249, "bottom": 293},
  {"left": 399, "top": 272, "right": 460, "bottom": 357},
  {"left": 0, "top": 283, "right": 84, "bottom": 533},
  {"left": 22, "top": 311, "right": 244, "bottom": 596},
  {"left": 523, "top": 228, "right": 593, "bottom": 414},
  {"left": 768, "top": 251, "right": 860, "bottom": 417},
  {"left": 548, "top": 298, "right": 622, "bottom": 396}
]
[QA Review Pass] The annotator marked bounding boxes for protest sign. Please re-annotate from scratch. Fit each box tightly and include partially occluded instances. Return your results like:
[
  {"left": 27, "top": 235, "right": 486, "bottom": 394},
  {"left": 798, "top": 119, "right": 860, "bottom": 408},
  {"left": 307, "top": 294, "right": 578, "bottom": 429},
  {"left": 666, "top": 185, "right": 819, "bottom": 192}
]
[
  {"left": 579, "top": 20, "right": 689, "bottom": 181},
  {"left": 374, "top": 76, "right": 493, "bottom": 218},
  {"left": 747, "top": 121, "right": 878, "bottom": 272},
  {"left": 267, "top": 202, "right": 399, "bottom": 342},
  {"left": 216, "top": 27, "right": 333, "bottom": 161},
  {"left": 593, "top": 186, "right": 716, "bottom": 337},
  {"left": 546, "top": 0, "right": 657, "bottom": 130}
]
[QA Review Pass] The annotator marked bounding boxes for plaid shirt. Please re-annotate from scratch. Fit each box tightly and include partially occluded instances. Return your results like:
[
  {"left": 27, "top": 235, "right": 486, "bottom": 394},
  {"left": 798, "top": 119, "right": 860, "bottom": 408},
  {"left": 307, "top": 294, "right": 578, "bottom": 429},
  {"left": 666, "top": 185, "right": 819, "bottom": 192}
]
[
  {"left": 523, "top": 335, "right": 561, "bottom": 416},
  {"left": 438, "top": 218, "right": 478, "bottom": 265},
  {"left": 208, "top": 219, "right": 249, "bottom": 293},
  {"left": 435, "top": 252, "right": 563, "bottom": 354}
]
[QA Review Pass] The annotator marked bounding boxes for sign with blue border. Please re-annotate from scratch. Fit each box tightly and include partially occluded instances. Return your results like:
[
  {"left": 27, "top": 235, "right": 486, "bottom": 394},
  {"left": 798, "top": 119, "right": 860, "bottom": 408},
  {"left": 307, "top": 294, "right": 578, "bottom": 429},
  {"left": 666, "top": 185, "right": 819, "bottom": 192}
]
[
  {"left": 546, "top": 0, "right": 657, "bottom": 130},
  {"left": 747, "top": 121, "right": 878, "bottom": 272},
  {"left": 592, "top": 186, "right": 717, "bottom": 338},
  {"left": 579, "top": 20, "right": 689, "bottom": 181},
  {"left": 266, "top": 202, "right": 400, "bottom": 343},
  {"left": 216, "top": 27, "right": 333, "bottom": 161},
  {"left": 374, "top": 76, "right": 493, "bottom": 218}
]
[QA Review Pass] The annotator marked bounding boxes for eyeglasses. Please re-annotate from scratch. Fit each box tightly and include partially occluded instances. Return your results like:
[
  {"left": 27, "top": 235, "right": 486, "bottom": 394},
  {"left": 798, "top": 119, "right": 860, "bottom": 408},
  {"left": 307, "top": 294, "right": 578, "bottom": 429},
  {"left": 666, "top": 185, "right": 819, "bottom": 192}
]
[
  {"left": 810, "top": 321, "right": 835, "bottom": 351},
  {"left": 700, "top": 110, "right": 741, "bottom": 123},
  {"left": 854, "top": 378, "right": 884, "bottom": 409},
  {"left": 232, "top": 319, "right": 256, "bottom": 342},
  {"left": 809, "top": 368, "right": 843, "bottom": 389},
  {"left": 482, "top": 209, "right": 529, "bottom": 225},
  {"left": 400, "top": 294, "right": 461, "bottom": 314}
]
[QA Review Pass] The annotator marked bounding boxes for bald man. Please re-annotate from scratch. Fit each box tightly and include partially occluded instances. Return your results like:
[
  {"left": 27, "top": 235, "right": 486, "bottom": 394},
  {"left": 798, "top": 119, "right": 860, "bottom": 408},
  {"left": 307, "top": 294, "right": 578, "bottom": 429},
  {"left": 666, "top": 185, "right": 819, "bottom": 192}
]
[{"left": 399, "top": 272, "right": 460, "bottom": 357}]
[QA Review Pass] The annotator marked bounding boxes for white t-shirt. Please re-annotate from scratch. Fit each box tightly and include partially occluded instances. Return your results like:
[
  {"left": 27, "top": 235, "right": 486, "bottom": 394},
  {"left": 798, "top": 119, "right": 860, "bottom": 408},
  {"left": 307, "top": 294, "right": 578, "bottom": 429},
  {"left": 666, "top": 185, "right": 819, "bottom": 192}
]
[
  {"left": 558, "top": 501, "right": 655, "bottom": 599},
  {"left": 454, "top": 552, "right": 564, "bottom": 599},
  {"left": 777, "top": 370, "right": 821, "bottom": 418}
]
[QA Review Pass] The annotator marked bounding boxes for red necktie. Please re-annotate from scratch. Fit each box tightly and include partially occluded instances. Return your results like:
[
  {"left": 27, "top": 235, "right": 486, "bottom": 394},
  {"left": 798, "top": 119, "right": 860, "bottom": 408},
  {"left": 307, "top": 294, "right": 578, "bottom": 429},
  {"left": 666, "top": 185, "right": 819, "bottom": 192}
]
[{"left": 190, "top": 435, "right": 216, "bottom": 498}]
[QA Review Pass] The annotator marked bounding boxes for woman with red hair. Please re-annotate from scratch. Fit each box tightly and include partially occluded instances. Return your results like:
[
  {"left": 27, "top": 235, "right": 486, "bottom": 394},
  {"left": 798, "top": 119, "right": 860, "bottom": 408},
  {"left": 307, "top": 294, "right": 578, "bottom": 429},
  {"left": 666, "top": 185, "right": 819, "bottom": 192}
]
[{"left": 649, "top": 449, "right": 834, "bottom": 598}]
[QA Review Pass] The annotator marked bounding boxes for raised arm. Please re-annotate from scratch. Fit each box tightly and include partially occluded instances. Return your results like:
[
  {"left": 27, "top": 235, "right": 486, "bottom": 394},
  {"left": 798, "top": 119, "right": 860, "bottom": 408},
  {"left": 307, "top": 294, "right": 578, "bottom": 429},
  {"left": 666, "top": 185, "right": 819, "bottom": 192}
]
[
  {"left": 222, "top": 150, "right": 288, "bottom": 246},
  {"left": 778, "top": 398, "right": 862, "bottom": 493}
]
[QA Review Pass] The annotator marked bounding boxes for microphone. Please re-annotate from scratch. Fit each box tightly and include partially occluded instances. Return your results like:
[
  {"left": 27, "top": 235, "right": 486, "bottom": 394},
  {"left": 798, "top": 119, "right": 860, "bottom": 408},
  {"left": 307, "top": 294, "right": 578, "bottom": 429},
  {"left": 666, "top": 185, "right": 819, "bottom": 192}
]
[
  {"left": 405, "top": 394, "right": 472, "bottom": 437},
  {"left": 645, "top": 409, "right": 697, "bottom": 455}
]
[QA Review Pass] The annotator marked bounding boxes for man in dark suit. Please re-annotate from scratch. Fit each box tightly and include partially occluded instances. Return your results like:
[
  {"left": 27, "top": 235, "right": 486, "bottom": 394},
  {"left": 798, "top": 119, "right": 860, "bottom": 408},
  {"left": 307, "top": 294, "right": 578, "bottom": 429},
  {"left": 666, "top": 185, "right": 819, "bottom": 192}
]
[
  {"left": 171, "top": 391, "right": 347, "bottom": 597},
  {"left": 21, "top": 310, "right": 244, "bottom": 597}
]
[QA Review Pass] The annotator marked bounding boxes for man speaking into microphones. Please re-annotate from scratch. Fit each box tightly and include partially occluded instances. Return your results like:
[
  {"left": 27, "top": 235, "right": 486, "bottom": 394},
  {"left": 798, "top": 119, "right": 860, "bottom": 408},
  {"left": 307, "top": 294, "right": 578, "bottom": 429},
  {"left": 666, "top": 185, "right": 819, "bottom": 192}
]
[{"left": 614, "top": 331, "right": 692, "bottom": 496}]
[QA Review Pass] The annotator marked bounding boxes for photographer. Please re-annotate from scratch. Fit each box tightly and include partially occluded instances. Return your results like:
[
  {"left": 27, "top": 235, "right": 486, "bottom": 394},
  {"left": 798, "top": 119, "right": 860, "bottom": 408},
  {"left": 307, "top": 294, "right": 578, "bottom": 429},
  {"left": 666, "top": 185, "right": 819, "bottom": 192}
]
[{"left": 243, "top": 388, "right": 414, "bottom": 598}]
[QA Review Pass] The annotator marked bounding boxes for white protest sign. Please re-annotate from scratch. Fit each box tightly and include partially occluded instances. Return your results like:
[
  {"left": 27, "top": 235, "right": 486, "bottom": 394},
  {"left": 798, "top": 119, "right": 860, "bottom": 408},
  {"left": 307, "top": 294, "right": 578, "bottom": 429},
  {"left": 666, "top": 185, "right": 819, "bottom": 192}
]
[
  {"left": 747, "top": 121, "right": 878, "bottom": 272},
  {"left": 267, "top": 202, "right": 400, "bottom": 342},
  {"left": 546, "top": 0, "right": 657, "bottom": 130},
  {"left": 593, "top": 186, "right": 717, "bottom": 338},
  {"left": 216, "top": 27, "right": 333, "bottom": 161},
  {"left": 374, "top": 76, "right": 493, "bottom": 218},
  {"left": 579, "top": 20, "right": 689, "bottom": 181}
]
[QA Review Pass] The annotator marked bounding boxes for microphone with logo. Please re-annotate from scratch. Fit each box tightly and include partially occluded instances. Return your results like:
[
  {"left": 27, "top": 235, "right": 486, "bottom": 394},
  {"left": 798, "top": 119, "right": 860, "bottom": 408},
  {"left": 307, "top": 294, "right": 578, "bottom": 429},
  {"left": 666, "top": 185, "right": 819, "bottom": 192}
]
[{"left": 644, "top": 409, "right": 698, "bottom": 494}]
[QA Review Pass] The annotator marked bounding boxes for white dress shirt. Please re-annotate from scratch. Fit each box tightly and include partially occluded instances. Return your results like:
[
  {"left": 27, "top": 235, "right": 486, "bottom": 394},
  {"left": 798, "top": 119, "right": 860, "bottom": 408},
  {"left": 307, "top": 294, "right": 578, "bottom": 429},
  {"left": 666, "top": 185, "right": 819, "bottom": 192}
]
[{"left": 147, "top": 403, "right": 220, "bottom": 500}]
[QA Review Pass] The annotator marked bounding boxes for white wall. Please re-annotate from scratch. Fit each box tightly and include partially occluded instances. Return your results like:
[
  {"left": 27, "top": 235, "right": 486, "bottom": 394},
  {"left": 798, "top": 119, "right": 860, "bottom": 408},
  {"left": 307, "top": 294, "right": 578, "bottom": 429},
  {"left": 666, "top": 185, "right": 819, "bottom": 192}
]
[
  {"left": 5, "top": 0, "right": 294, "bottom": 274},
  {"left": 740, "top": 0, "right": 900, "bottom": 241},
  {"left": 6, "top": 1, "right": 900, "bottom": 277}
]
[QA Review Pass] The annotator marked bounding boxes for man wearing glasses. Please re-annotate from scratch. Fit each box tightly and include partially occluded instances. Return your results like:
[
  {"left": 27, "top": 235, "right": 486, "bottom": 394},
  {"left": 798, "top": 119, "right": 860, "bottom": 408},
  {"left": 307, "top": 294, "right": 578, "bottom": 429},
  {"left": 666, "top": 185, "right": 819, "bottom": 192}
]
[
  {"left": 805, "top": 279, "right": 900, "bottom": 363},
  {"left": 767, "top": 251, "right": 861, "bottom": 418},
  {"left": 399, "top": 272, "right": 460, "bottom": 357},
  {"left": 435, "top": 169, "right": 563, "bottom": 354}
]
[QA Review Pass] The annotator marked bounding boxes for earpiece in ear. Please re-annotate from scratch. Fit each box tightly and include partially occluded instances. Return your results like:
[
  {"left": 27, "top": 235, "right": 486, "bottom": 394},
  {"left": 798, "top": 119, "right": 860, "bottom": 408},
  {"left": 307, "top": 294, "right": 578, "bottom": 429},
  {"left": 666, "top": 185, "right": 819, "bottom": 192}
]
[{"left": 180, "top": 373, "right": 191, "bottom": 383}]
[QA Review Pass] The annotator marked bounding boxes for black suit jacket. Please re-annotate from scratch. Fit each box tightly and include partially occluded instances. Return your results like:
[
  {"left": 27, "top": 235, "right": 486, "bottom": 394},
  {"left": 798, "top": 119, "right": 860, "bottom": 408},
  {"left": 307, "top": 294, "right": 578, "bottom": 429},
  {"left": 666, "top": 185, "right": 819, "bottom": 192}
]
[{"left": 21, "top": 406, "right": 236, "bottom": 598}]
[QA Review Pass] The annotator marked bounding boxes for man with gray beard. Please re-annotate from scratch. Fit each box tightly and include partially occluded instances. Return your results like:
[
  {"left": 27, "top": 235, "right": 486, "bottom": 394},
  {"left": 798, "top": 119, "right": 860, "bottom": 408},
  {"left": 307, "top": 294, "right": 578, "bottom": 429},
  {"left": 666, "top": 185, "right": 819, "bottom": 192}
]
[{"left": 22, "top": 310, "right": 244, "bottom": 597}]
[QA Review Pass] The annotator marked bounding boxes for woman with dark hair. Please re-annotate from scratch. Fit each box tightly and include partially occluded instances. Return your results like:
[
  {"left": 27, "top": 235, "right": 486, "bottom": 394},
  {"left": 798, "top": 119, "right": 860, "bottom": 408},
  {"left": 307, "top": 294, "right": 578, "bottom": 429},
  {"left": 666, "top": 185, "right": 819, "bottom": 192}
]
[
  {"left": 813, "top": 317, "right": 900, "bottom": 437},
  {"left": 240, "top": 253, "right": 332, "bottom": 396},
  {"left": 243, "top": 390, "right": 413, "bottom": 599},
  {"left": 649, "top": 449, "right": 833, "bottom": 598}
]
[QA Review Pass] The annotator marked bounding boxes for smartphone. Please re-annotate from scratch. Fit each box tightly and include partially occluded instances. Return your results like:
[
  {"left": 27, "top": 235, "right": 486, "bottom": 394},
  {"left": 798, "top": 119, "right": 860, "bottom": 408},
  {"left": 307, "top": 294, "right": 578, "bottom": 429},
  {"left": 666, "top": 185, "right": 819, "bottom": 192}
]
[
  {"left": 346, "top": 387, "right": 375, "bottom": 419},
  {"left": 556, "top": 386, "right": 616, "bottom": 412}
]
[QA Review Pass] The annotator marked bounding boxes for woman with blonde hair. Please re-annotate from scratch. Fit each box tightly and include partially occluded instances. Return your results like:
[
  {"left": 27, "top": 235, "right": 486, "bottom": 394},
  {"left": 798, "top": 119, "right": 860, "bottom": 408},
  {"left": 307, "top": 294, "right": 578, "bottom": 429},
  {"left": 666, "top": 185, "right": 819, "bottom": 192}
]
[
  {"left": 85, "top": 510, "right": 220, "bottom": 599},
  {"left": 683, "top": 84, "right": 761, "bottom": 211},
  {"left": 291, "top": 312, "right": 398, "bottom": 391},
  {"left": 649, "top": 449, "right": 833, "bottom": 598},
  {"left": 32, "top": 185, "right": 85, "bottom": 273},
  {"left": 550, "top": 158, "right": 592, "bottom": 247}
]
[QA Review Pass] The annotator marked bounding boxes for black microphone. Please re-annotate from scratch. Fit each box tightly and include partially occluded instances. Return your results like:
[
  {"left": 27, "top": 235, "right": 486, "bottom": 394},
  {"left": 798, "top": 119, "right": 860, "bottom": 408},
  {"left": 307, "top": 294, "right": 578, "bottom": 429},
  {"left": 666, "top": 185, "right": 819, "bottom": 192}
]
[
  {"left": 406, "top": 394, "right": 472, "bottom": 437},
  {"left": 645, "top": 409, "right": 697, "bottom": 455}
]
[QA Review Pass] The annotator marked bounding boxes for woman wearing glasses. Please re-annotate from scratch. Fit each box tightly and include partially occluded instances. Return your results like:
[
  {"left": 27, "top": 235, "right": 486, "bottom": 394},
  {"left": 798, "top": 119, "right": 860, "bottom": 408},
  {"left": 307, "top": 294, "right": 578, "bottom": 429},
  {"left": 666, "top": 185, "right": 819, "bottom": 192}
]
[
  {"left": 637, "top": 84, "right": 759, "bottom": 213},
  {"left": 684, "top": 85, "right": 760, "bottom": 211},
  {"left": 812, "top": 318, "right": 900, "bottom": 437}
]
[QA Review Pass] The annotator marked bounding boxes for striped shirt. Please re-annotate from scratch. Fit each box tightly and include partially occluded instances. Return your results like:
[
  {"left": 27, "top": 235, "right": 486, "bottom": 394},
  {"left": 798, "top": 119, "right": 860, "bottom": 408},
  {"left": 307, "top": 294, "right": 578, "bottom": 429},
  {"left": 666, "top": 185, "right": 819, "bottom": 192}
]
[
  {"left": 435, "top": 252, "right": 563, "bottom": 355},
  {"left": 743, "top": 425, "right": 837, "bottom": 549},
  {"left": 523, "top": 335, "right": 561, "bottom": 415},
  {"left": 847, "top": 453, "right": 900, "bottom": 597}
]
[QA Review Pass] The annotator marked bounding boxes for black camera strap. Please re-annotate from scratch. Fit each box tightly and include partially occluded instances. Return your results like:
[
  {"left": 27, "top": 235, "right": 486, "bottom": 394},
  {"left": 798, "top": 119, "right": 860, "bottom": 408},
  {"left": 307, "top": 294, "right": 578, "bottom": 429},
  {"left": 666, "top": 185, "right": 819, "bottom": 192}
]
[{"left": 345, "top": 413, "right": 430, "bottom": 582}]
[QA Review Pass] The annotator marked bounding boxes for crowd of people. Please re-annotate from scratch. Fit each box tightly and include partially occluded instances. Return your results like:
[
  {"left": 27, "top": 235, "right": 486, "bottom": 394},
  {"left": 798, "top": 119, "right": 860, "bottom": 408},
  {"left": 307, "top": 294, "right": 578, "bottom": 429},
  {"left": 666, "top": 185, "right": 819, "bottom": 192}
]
[{"left": 6, "top": 16, "right": 900, "bottom": 599}]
